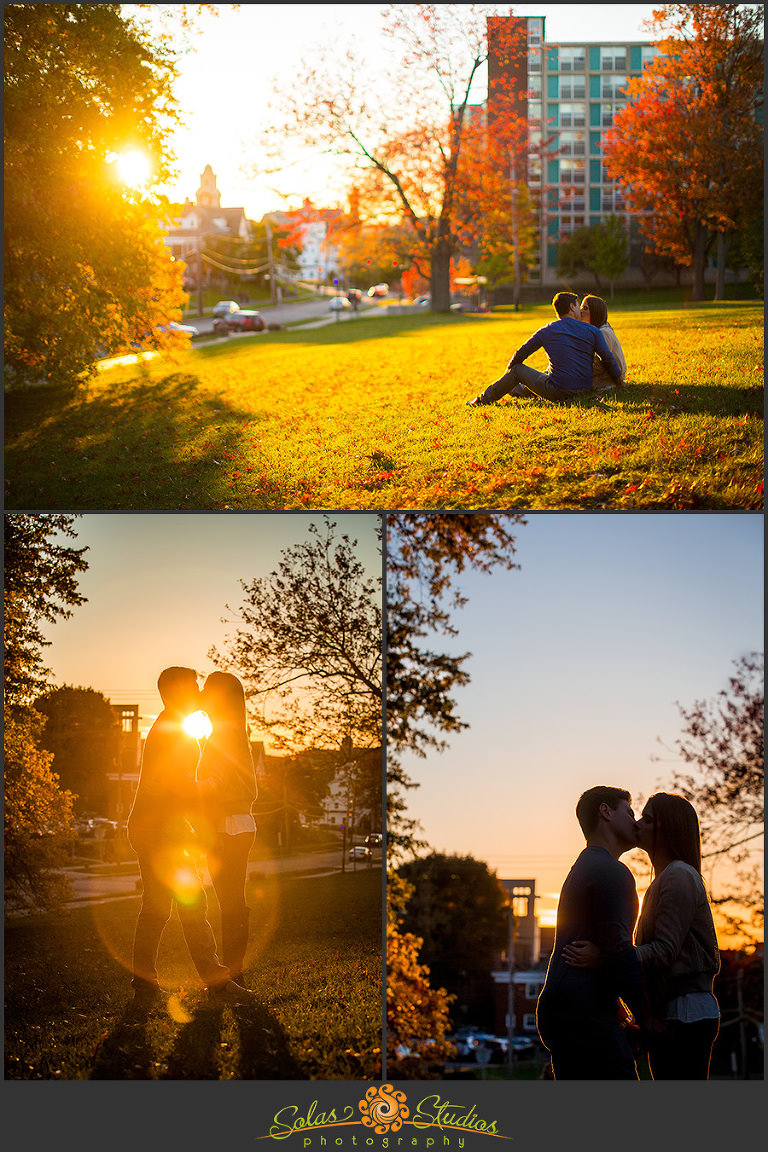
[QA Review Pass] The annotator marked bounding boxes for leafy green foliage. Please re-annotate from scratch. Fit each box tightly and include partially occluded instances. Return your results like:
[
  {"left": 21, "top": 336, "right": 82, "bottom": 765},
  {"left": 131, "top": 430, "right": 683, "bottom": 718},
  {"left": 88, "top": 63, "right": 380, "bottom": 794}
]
[
  {"left": 4, "top": 515, "right": 89, "bottom": 711},
  {"left": 3, "top": 4, "right": 186, "bottom": 387},
  {"left": 34, "top": 686, "right": 121, "bottom": 814},
  {"left": 4, "top": 708, "right": 76, "bottom": 913},
  {"left": 397, "top": 854, "right": 509, "bottom": 1028},
  {"left": 558, "top": 216, "right": 628, "bottom": 296},
  {"left": 4, "top": 301, "right": 764, "bottom": 510}
]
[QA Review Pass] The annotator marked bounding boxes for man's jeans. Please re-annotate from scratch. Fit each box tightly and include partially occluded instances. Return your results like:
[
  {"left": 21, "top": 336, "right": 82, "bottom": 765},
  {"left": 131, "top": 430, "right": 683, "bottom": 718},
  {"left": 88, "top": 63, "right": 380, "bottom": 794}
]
[
  {"left": 478, "top": 363, "right": 580, "bottom": 404},
  {"left": 130, "top": 832, "right": 230, "bottom": 990}
]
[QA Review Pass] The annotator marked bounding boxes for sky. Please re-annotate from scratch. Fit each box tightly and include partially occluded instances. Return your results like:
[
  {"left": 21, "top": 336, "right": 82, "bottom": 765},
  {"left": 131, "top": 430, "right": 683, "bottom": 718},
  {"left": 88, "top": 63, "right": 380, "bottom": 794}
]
[
  {"left": 397, "top": 512, "right": 764, "bottom": 929},
  {"left": 40, "top": 513, "right": 382, "bottom": 741},
  {"left": 139, "top": 3, "right": 661, "bottom": 221}
]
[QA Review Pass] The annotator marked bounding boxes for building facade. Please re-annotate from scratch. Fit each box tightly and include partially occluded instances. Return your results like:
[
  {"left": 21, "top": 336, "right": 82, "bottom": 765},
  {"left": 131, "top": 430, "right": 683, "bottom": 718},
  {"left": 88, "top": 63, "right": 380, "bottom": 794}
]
[{"left": 488, "top": 14, "right": 658, "bottom": 286}]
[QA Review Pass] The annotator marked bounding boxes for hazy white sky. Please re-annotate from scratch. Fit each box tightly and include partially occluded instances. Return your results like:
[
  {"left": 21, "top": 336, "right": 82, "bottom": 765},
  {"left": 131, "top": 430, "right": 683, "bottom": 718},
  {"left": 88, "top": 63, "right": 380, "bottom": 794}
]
[
  {"left": 41, "top": 513, "right": 381, "bottom": 741},
  {"left": 398, "top": 513, "right": 764, "bottom": 925},
  {"left": 144, "top": 3, "right": 660, "bottom": 220}
]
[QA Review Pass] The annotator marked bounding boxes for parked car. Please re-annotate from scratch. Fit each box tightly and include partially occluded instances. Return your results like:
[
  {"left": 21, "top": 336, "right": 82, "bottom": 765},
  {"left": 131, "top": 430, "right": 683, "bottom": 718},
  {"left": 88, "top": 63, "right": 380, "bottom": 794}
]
[
  {"left": 213, "top": 309, "right": 265, "bottom": 334},
  {"left": 451, "top": 1031, "right": 509, "bottom": 1064},
  {"left": 348, "top": 845, "right": 371, "bottom": 860},
  {"left": 329, "top": 296, "right": 352, "bottom": 311},
  {"left": 367, "top": 283, "right": 389, "bottom": 297},
  {"left": 510, "top": 1036, "right": 537, "bottom": 1058},
  {"left": 212, "top": 300, "right": 240, "bottom": 317},
  {"left": 364, "top": 833, "right": 382, "bottom": 847},
  {"left": 414, "top": 295, "right": 431, "bottom": 307},
  {"left": 166, "top": 321, "right": 199, "bottom": 336},
  {"left": 346, "top": 288, "right": 363, "bottom": 303}
]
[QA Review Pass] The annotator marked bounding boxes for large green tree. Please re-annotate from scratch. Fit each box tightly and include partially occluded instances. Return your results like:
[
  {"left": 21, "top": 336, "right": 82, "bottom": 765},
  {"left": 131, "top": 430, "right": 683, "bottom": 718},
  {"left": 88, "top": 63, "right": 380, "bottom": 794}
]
[
  {"left": 4, "top": 4, "right": 186, "bottom": 388},
  {"left": 386, "top": 514, "right": 524, "bottom": 856},
  {"left": 34, "top": 686, "right": 121, "bottom": 815},
  {"left": 603, "top": 4, "right": 763, "bottom": 301},
  {"left": 4, "top": 514, "right": 88, "bottom": 910},
  {"left": 396, "top": 853, "right": 509, "bottom": 1030}
]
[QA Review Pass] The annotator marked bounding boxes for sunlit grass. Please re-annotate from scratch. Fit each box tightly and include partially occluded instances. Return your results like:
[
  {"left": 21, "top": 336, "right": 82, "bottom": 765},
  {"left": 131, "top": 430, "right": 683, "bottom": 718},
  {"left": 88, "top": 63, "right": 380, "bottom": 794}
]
[
  {"left": 4, "top": 300, "right": 763, "bottom": 510},
  {"left": 4, "top": 869, "right": 381, "bottom": 1080}
]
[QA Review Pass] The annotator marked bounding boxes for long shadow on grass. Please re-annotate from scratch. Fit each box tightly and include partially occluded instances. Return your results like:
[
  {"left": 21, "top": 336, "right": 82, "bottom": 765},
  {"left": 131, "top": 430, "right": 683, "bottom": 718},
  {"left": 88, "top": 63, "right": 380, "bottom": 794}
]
[
  {"left": 90, "top": 1008, "right": 157, "bottom": 1080},
  {"left": 4, "top": 372, "right": 294, "bottom": 510},
  {"left": 497, "top": 381, "right": 763, "bottom": 417},
  {"left": 160, "top": 999, "right": 303, "bottom": 1080}
]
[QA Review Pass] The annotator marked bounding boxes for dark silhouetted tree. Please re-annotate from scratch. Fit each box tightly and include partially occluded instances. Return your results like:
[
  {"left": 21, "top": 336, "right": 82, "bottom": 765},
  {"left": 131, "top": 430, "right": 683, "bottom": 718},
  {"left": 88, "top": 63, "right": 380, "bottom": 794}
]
[{"left": 34, "top": 686, "right": 121, "bottom": 814}]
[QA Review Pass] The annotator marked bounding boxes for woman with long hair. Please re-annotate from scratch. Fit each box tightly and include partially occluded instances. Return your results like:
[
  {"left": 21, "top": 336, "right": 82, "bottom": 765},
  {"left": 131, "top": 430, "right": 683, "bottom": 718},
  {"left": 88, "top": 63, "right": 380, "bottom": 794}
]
[
  {"left": 197, "top": 671, "right": 258, "bottom": 994},
  {"left": 632, "top": 792, "right": 720, "bottom": 1079},
  {"left": 580, "top": 294, "right": 627, "bottom": 390},
  {"left": 564, "top": 791, "right": 720, "bottom": 1079}
]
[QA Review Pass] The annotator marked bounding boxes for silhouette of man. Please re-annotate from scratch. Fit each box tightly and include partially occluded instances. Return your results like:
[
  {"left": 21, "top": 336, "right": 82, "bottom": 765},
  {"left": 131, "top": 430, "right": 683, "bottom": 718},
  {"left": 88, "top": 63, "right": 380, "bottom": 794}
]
[
  {"left": 536, "top": 785, "right": 642, "bottom": 1079},
  {"left": 127, "top": 666, "right": 246, "bottom": 1013},
  {"left": 466, "top": 292, "right": 623, "bottom": 405}
]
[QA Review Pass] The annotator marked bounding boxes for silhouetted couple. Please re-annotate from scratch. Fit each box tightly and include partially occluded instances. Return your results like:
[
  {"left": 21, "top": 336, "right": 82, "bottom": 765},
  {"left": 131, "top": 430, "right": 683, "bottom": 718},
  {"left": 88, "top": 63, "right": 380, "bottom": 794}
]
[
  {"left": 466, "top": 292, "right": 626, "bottom": 405},
  {"left": 127, "top": 667, "right": 257, "bottom": 1015},
  {"left": 537, "top": 786, "right": 720, "bottom": 1080}
]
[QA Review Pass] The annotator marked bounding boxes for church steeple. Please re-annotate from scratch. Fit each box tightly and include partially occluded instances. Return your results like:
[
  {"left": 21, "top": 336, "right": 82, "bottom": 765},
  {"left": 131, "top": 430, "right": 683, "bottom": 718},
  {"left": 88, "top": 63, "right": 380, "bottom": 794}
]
[{"left": 196, "top": 164, "right": 221, "bottom": 209}]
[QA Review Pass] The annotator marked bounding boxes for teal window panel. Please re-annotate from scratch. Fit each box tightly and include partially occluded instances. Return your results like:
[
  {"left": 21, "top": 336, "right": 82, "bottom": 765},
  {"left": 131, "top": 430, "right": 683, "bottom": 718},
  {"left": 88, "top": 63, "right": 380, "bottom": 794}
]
[
  {"left": 547, "top": 159, "right": 559, "bottom": 184},
  {"left": 547, "top": 103, "right": 559, "bottom": 126},
  {"left": 590, "top": 132, "right": 602, "bottom": 156},
  {"left": 590, "top": 158, "right": 602, "bottom": 183},
  {"left": 590, "top": 188, "right": 601, "bottom": 212},
  {"left": 547, "top": 244, "right": 559, "bottom": 268},
  {"left": 547, "top": 217, "right": 560, "bottom": 239},
  {"left": 589, "top": 46, "right": 601, "bottom": 71},
  {"left": 590, "top": 216, "right": 601, "bottom": 229},
  {"left": 630, "top": 45, "right": 642, "bottom": 70},
  {"left": 589, "top": 103, "right": 602, "bottom": 127},
  {"left": 546, "top": 46, "right": 558, "bottom": 71},
  {"left": 547, "top": 75, "right": 559, "bottom": 99},
  {"left": 590, "top": 74, "right": 601, "bottom": 98}
]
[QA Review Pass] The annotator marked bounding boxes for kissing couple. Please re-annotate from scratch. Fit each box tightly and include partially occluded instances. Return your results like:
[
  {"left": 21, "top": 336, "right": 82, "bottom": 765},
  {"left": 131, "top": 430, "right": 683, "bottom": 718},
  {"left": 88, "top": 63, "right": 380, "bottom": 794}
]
[
  {"left": 126, "top": 666, "right": 257, "bottom": 1015},
  {"left": 536, "top": 785, "right": 721, "bottom": 1080}
]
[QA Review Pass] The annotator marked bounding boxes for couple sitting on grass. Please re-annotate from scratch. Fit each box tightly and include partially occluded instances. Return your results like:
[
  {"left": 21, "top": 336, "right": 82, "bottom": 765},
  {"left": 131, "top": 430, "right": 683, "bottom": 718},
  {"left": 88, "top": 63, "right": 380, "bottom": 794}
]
[{"left": 467, "top": 291, "right": 626, "bottom": 406}]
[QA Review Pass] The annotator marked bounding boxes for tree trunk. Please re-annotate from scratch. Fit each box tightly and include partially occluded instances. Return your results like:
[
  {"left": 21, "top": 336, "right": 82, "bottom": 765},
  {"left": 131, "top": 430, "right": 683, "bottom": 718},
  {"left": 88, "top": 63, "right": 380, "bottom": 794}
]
[
  {"left": 691, "top": 223, "right": 708, "bottom": 302},
  {"left": 430, "top": 237, "right": 452, "bottom": 312},
  {"left": 714, "top": 231, "right": 732, "bottom": 301}
]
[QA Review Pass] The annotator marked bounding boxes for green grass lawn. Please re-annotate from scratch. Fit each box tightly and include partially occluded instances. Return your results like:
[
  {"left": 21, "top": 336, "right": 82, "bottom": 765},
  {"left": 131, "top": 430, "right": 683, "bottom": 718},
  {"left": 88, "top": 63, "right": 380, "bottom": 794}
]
[
  {"left": 4, "top": 299, "right": 763, "bottom": 510},
  {"left": 4, "top": 869, "right": 381, "bottom": 1080}
]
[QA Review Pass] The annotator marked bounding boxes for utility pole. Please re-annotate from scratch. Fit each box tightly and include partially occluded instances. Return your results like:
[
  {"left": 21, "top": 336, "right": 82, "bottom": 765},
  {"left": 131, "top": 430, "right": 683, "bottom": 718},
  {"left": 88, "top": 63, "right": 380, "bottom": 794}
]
[{"left": 265, "top": 216, "right": 277, "bottom": 307}]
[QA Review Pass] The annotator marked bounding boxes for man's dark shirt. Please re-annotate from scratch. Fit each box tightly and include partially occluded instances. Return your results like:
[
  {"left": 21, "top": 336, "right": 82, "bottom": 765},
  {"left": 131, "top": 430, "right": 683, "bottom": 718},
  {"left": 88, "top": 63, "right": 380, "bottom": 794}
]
[
  {"left": 537, "top": 846, "right": 642, "bottom": 1020},
  {"left": 510, "top": 316, "right": 622, "bottom": 392}
]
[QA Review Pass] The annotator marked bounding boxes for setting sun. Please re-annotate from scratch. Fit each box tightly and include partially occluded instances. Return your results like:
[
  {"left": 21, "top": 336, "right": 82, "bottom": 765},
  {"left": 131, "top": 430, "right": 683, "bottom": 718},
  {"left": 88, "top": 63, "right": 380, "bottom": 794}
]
[
  {"left": 115, "top": 148, "right": 151, "bottom": 188},
  {"left": 182, "top": 710, "right": 212, "bottom": 740}
]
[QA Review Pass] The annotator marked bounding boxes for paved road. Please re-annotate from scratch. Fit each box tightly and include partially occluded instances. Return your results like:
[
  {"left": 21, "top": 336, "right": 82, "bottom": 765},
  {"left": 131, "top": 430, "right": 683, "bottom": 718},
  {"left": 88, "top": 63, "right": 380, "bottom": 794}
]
[
  {"left": 185, "top": 294, "right": 385, "bottom": 334},
  {"left": 57, "top": 845, "right": 380, "bottom": 909}
]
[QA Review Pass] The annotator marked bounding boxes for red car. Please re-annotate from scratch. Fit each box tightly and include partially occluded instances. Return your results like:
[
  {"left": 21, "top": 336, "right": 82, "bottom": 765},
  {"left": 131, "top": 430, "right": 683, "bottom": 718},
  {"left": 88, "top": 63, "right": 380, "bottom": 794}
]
[{"left": 213, "top": 309, "right": 265, "bottom": 334}]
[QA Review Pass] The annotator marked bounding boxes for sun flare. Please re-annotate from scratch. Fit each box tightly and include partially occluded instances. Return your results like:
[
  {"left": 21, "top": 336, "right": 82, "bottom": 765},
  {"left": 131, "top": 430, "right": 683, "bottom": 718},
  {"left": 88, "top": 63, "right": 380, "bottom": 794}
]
[
  {"left": 182, "top": 710, "right": 212, "bottom": 740},
  {"left": 115, "top": 149, "right": 151, "bottom": 187}
]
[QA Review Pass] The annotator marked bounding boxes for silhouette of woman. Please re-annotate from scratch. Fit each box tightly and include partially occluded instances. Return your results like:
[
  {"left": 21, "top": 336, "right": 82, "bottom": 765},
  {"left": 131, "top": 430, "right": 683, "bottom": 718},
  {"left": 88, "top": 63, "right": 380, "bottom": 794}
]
[{"left": 197, "top": 671, "right": 258, "bottom": 993}]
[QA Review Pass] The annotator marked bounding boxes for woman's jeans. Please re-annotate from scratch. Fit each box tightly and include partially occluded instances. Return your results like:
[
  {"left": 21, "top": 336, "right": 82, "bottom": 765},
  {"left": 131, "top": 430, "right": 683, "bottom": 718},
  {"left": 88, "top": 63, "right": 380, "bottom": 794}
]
[{"left": 646, "top": 1017, "right": 720, "bottom": 1080}]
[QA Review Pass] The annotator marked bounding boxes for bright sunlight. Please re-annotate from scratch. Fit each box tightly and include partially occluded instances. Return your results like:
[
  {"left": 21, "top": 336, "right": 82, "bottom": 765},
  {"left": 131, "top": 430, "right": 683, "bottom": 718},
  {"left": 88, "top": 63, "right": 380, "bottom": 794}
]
[
  {"left": 182, "top": 710, "right": 213, "bottom": 740},
  {"left": 115, "top": 149, "right": 151, "bottom": 188}
]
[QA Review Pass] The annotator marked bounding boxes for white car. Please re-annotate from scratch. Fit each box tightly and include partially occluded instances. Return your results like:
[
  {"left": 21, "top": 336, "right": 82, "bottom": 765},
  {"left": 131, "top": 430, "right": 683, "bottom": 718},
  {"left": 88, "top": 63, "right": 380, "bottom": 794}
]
[
  {"left": 212, "top": 300, "right": 240, "bottom": 317},
  {"left": 367, "top": 283, "right": 389, "bottom": 297},
  {"left": 348, "top": 845, "right": 371, "bottom": 859},
  {"left": 329, "top": 296, "right": 351, "bottom": 311}
]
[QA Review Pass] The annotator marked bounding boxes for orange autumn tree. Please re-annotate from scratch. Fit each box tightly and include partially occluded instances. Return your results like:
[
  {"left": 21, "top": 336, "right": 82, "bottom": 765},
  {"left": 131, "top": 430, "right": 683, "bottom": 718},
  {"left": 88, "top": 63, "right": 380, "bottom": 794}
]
[
  {"left": 262, "top": 5, "right": 528, "bottom": 312},
  {"left": 603, "top": 4, "right": 763, "bottom": 301}
]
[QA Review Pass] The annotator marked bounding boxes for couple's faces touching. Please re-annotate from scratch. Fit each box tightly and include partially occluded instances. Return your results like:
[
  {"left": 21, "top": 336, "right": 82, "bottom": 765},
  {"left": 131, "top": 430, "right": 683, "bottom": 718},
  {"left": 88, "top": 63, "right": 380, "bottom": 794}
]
[
  {"left": 613, "top": 799, "right": 655, "bottom": 855},
  {"left": 579, "top": 299, "right": 591, "bottom": 323}
]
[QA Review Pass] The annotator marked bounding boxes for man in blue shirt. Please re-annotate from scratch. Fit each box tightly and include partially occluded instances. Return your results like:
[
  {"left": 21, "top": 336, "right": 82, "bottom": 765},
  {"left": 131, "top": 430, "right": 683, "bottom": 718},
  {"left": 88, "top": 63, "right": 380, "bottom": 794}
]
[{"left": 466, "top": 292, "right": 623, "bottom": 405}]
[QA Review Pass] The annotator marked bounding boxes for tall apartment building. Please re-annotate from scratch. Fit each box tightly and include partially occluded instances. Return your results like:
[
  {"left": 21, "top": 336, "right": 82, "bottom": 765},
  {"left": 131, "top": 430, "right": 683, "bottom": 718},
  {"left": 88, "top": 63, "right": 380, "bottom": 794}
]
[{"left": 487, "top": 14, "right": 658, "bottom": 287}]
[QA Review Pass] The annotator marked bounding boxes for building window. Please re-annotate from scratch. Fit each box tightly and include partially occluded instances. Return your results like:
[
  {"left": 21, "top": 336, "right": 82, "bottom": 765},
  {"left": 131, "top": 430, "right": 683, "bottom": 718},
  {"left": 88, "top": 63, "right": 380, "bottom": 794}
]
[
  {"left": 559, "top": 47, "right": 585, "bottom": 73},
  {"left": 528, "top": 99, "right": 542, "bottom": 123},
  {"left": 528, "top": 46, "right": 541, "bottom": 72},
  {"left": 641, "top": 46, "right": 659, "bottom": 67},
  {"left": 560, "top": 158, "right": 585, "bottom": 184},
  {"left": 528, "top": 18, "right": 543, "bottom": 44},
  {"left": 523, "top": 1014, "right": 538, "bottom": 1031},
  {"left": 602, "top": 101, "right": 627, "bottom": 128},
  {"left": 602, "top": 76, "right": 628, "bottom": 99},
  {"left": 601, "top": 50, "right": 627, "bottom": 72},
  {"left": 559, "top": 102, "right": 586, "bottom": 128},
  {"left": 525, "top": 984, "right": 541, "bottom": 1000},
  {"left": 558, "top": 130, "right": 586, "bottom": 156},
  {"left": 527, "top": 73, "right": 542, "bottom": 96},
  {"left": 559, "top": 80, "right": 586, "bottom": 100}
]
